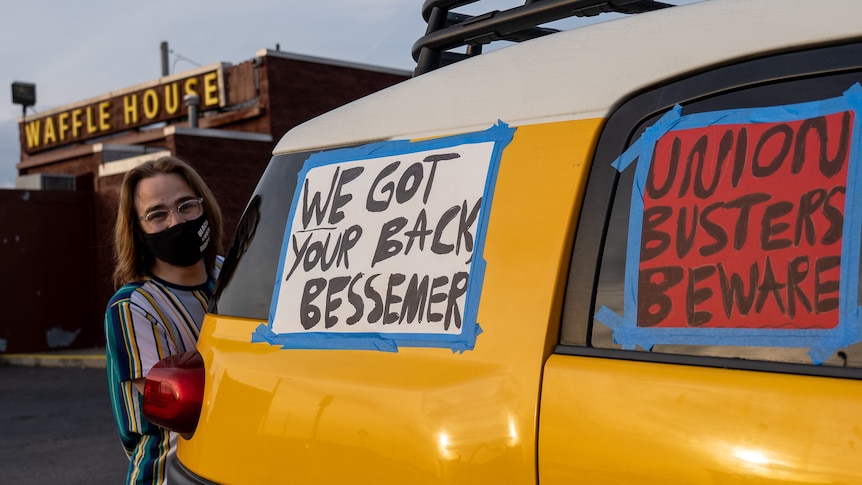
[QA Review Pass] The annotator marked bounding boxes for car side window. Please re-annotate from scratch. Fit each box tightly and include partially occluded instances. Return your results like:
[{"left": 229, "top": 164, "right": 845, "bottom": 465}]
[{"left": 562, "top": 41, "right": 862, "bottom": 375}]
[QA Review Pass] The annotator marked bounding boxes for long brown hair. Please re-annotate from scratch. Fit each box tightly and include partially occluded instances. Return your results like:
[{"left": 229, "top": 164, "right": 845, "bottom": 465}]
[{"left": 112, "top": 156, "right": 224, "bottom": 289}]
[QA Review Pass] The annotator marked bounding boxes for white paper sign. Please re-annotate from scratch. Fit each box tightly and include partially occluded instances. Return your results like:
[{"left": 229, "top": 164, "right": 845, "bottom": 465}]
[{"left": 255, "top": 123, "right": 514, "bottom": 351}]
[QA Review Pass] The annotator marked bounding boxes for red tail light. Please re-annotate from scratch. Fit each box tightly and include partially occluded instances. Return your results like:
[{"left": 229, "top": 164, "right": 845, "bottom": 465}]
[{"left": 143, "top": 350, "right": 205, "bottom": 437}]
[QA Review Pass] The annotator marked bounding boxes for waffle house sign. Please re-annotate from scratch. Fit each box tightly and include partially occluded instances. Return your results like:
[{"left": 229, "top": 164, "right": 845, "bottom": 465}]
[{"left": 20, "top": 64, "right": 226, "bottom": 155}]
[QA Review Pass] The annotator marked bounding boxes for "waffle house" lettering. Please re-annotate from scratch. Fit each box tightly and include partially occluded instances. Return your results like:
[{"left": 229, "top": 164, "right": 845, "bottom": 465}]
[{"left": 21, "top": 68, "right": 223, "bottom": 153}]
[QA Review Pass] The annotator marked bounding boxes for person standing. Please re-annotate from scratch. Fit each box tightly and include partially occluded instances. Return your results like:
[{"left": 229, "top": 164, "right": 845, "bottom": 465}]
[{"left": 104, "top": 156, "right": 224, "bottom": 485}]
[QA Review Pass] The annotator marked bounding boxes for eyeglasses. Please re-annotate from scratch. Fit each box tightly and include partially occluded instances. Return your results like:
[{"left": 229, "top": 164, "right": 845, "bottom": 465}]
[{"left": 138, "top": 198, "right": 204, "bottom": 228}]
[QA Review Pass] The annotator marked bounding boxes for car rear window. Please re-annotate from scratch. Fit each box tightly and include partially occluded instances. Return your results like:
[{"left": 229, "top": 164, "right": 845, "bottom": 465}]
[{"left": 210, "top": 152, "right": 309, "bottom": 320}]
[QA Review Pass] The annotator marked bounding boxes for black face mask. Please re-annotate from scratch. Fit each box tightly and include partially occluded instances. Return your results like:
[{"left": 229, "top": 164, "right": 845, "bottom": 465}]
[{"left": 142, "top": 215, "right": 211, "bottom": 267}]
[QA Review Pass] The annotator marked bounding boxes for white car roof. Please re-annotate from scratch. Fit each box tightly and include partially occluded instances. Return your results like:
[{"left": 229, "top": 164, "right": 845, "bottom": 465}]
[{"left": 275, "top": 0, "right": 862, "bottom": 154}]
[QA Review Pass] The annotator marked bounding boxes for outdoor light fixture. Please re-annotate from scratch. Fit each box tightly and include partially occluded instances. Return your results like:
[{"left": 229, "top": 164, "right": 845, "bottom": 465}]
[{"left": 11, "top": 81, "right": 36, "bottom": 117}]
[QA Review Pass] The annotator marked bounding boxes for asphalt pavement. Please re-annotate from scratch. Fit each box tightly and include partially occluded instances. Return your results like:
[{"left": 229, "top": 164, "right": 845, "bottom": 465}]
[{"left": 0, "top": 350, "right": 127, "bottom": 484}]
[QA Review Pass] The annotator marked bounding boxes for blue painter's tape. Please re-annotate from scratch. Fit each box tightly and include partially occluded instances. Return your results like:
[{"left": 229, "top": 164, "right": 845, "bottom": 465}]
[
  {"left": 806, "top": 84, "right": 862, "bottom": 363},
  {"left": 612, "top": 105, "right": 683, "bottom": 173},
  {"left": 594, "top": 305, "right": 643, "bottom": 350},
  {"left": 596, "top": 85, "right": 862, "bottom": 365},
  {"left": 252, "top": 121, "right": 515, "bottom": 352},
  {"left": 253, "top": 324, "right": 400, "bottom": 352}
]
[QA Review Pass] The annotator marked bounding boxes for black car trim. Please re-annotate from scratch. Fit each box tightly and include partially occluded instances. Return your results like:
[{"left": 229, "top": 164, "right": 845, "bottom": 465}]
[{"left": 167, "top": 458, "right": 221, "bottom": 485}]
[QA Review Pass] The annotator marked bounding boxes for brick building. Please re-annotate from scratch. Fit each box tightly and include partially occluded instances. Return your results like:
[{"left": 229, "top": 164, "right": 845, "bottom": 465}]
[{"left": 1, "top": 49, "right": 409, "bottom": 353}]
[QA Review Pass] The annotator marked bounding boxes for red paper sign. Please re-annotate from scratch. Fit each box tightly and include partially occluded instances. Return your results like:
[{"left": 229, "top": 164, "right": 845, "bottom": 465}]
[{"left": 638, "top": 111, "right": 851, "bottom": 329}]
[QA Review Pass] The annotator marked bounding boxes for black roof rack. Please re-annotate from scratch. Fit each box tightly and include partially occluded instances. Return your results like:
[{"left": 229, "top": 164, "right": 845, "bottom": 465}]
[{"left": 412, "top": 0, "right": 674, "bottom": 76}]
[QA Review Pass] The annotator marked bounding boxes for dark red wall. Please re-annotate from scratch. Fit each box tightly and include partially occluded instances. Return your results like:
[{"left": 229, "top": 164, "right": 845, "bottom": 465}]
[
  {"left": 0, "top": 190, "right": 101, "bottom": 353},
  {"left": 263, "top": 55, "right": 409, "bottom": 141}
]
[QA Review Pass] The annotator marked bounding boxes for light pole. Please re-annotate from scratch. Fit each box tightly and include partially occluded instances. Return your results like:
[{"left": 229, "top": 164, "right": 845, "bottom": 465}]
[{"left": 11, "top": 81, "right": 36, "bottom": 118}]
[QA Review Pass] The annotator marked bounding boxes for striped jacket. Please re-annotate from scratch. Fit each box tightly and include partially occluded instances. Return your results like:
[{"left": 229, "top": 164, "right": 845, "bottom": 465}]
[{"left": 105, "top": 259, "right": 221, "bottom": 485}]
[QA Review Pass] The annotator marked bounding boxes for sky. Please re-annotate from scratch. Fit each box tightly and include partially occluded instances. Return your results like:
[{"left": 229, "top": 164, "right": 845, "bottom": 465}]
[{"left": 0, "top": 0, "right": 699, "bottom": 189}]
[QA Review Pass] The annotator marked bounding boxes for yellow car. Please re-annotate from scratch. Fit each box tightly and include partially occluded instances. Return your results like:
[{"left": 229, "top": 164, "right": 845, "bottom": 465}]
[{"left": 144, "top": 0, "right": 862, "bottom": 483}]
